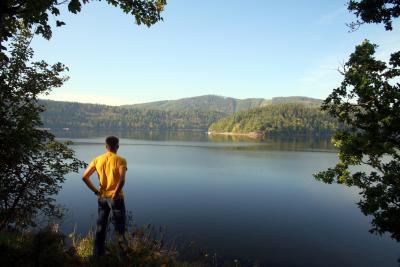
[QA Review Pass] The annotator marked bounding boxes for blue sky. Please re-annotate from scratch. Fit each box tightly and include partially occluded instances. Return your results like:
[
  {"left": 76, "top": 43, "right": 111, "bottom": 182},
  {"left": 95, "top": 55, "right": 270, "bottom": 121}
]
[{"left": 32, "top": 0, "right": 400, "bottom": 105}]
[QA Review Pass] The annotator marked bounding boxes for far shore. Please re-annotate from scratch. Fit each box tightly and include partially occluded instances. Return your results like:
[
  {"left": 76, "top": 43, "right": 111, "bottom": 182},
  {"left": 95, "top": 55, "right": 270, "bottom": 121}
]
[{"left": 207, "top": 131, "right": 265, "bottom": 139}]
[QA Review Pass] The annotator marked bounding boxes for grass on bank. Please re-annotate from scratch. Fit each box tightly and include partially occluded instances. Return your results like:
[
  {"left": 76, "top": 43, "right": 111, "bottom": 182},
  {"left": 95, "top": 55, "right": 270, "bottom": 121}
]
[
  {"left": 0, "top": 223, "right": 259, "bottom": 266},
  {"left": 0, "top": 225, "right": 202, "bottom": 267}
]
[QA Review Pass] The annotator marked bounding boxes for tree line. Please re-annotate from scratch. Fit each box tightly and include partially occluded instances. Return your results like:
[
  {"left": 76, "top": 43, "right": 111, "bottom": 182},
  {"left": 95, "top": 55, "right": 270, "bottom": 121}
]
[
  {"left": 40, "top": 100, "right": 226, "bottom": 131},
  {"left": 40, "top": 100, "right": 340, "bottom": 135}
]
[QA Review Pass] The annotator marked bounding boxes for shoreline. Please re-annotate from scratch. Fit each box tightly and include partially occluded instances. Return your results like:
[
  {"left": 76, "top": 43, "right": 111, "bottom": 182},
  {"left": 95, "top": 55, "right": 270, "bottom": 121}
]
[{"left": 207, "top": 131, "right": 265, "bottom": 139}]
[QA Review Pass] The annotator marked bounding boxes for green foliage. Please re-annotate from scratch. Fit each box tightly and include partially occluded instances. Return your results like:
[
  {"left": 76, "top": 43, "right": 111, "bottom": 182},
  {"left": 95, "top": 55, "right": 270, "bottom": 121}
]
[
  {"left": 0, "top": 228, "right": 77, "bottom": 267},
  {"left": 0, "top": 29, "right": 86, "bottom": 230},
  {"left": 40, "top": 99, "right": 227, "bottom": 131},
  {"left": 348, "top": 0, "right": 400, "bottom": 30},
  {"left": 74, "top": 233, "right": 94, "bottom": 259},
  {"left": 314, "top": 40, "right": 400, "bottom": 240},
  {"left": 209, "top": 103, "right": 338, "bottom": 137},
  {"left": 0, "top": 0, "right": 166, "bottom": 51}
]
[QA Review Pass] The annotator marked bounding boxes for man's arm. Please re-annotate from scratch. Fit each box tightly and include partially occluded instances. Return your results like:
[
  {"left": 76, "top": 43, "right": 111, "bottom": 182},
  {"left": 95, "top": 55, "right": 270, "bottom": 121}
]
[
  {"left": 111, "top": 165, "right": 126, "bottom": 199},
  {"left": 82, "top": 165, "right": 99, "bottom": 195}
]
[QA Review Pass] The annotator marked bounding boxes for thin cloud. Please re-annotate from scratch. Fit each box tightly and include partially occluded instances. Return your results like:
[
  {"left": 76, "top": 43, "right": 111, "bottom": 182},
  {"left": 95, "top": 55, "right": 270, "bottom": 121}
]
[
  {"left": 317, "top": 6, "right": 347, "bottom": 25},
  {"left": 298, "top": 60, "right": 343, "bottom": 99},
  {"left": 300, "top": 31, "right": 400, "bottom": 99},
  {"left": 374, "top": 32, "right": 400, "bottom": 61}
]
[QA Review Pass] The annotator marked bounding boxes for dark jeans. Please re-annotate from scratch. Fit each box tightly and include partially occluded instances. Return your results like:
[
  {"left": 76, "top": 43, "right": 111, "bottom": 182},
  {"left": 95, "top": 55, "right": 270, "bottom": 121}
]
[{"left": 93, "top": 197, "right": 126, "bottom": 257}]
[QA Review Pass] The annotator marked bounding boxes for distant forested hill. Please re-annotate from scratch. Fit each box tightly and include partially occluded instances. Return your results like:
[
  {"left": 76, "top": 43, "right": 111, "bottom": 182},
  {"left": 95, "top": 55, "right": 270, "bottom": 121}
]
[
  {"left": 121, "top": 95, "right": 322, "bottom": 113},
  {"left": 208, "top": 103, "right": 338, "bottom": 137},
  {"left": 39, "top": 95, "right": 326, "bottom": 133},
  {"left": 40, "top": 100, "right": 225, "bottom": 131}
]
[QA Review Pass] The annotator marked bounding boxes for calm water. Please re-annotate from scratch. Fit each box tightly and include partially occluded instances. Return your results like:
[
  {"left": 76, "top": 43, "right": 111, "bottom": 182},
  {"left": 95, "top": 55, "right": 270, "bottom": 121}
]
[{"left": 56, "top": 132, "right": 399, "bottom": 267}]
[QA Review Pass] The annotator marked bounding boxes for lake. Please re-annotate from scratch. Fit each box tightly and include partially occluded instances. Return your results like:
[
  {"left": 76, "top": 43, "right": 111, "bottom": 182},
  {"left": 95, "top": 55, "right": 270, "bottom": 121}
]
[{"left": 55, "top": 131, "right": 399, "bottom": 267}]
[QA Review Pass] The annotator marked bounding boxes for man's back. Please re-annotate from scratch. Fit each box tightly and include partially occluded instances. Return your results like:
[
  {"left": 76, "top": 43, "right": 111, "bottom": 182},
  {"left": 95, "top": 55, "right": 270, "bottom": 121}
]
[
  {"left": 89, "top": 151, "right": 127, "bottom": 198},
  {"left": 82, "top": 136, "right": 128, "bottom": 257}
]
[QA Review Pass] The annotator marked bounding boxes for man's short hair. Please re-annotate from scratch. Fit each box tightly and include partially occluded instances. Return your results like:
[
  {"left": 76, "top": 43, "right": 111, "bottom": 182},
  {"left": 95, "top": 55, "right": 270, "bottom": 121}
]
[{"left": 106, "top": 136, "right": 119, "bottom": 149}]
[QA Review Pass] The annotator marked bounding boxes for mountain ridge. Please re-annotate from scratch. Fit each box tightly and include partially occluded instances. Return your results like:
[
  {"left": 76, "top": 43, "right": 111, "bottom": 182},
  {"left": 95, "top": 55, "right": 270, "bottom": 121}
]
[{"left": 121, "top": 95, "right": 322, "bottom": 113}]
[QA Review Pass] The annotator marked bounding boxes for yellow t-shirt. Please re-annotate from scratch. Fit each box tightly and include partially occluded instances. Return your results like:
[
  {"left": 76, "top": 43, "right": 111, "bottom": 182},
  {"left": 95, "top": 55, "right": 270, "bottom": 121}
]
[{"left": 89, "top": 151, "right": 127, "bottom": 198}]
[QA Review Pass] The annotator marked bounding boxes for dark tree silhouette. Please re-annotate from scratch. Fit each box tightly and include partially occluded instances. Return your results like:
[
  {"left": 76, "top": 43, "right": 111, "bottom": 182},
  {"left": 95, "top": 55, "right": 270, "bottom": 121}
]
[
  {"left": 348, "top": 0, "right": 400, "bottom": 30},
  {"left": 314, "top": 40, "right": 400, "bottom": 240},
  {"left": 0, "top": 29, "right": 86, "bottom": 230},
  {"left": 315, "top": 1, "right": 400, "bottom": 240}
]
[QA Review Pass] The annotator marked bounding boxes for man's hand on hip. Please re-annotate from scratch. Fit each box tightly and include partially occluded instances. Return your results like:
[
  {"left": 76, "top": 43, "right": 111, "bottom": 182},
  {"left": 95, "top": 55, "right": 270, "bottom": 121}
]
[{"left": 111, "top": 192, "right": 118, "bottom": 200}]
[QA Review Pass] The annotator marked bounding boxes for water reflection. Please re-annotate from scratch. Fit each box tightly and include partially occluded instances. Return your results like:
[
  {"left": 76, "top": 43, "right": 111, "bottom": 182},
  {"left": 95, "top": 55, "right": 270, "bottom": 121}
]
[
  {"left": 52, "top": 129, "right": 208, "bottom": 141},
  {"left": 53, "top": 130, "right": 336, "bottom": 152}
]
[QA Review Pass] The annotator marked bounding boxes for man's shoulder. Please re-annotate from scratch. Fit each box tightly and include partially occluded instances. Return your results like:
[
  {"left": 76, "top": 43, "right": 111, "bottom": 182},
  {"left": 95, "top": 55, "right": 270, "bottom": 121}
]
[
  {"left": 112, "top": 154, "right": 127, "bottom": 165},
  {"left": 118, "top": 155, "right": 127, "bottom": 165},
  {"left": 96, "top": 153, "right": 109, "bottom": 161},
  {"left": 89, "top": 153, "right": 107, "bottom": 167}
]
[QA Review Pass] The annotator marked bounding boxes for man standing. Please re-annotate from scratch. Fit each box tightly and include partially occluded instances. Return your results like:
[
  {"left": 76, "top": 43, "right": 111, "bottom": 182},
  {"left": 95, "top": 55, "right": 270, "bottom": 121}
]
[{"left": 82, "top": 136, "right": 128, "bottom": 257}]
